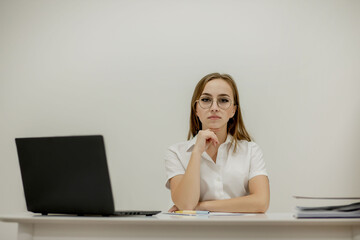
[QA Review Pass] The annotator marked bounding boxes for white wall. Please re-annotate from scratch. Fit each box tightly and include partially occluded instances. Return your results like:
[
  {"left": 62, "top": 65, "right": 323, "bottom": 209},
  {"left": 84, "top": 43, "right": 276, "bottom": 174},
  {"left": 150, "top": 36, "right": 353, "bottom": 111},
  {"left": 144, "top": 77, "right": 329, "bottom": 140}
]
[{"left": 1, "top": 0, "right": 360, "bottom": 238}]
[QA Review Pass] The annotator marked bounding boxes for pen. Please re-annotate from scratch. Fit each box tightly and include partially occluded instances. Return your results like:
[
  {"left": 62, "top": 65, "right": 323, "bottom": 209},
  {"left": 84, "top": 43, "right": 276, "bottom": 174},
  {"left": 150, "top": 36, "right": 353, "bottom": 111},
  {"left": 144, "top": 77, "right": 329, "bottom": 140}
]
[{"left": 175, "top": 210, "right": 209, "bottom": 214}]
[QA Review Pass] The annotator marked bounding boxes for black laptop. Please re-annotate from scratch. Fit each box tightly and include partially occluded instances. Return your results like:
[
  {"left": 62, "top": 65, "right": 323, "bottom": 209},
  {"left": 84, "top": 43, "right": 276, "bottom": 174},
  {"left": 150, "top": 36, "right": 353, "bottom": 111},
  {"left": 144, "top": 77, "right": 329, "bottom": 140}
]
[{"left": 15, "top": 135, "right": 160, "bottom": 216}]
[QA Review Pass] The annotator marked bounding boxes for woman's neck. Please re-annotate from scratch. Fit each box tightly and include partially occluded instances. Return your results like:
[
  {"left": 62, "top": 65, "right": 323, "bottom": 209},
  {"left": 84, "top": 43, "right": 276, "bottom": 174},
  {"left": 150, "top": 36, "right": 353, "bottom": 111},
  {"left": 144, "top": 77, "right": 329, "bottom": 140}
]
[{"left": 208, "top": 127, "right": 227, "bottom": 145}]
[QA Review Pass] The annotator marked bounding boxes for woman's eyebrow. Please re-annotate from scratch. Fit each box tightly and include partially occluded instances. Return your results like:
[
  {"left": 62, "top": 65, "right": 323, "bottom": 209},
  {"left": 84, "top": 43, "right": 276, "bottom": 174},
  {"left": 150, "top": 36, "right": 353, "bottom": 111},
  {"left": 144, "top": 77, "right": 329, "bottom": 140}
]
[
  {"left": 201, "top": 93, "right": 231, "bottom": 97},
  {"left": 218, "top": 93, "right": 231, "bottom": 97}
]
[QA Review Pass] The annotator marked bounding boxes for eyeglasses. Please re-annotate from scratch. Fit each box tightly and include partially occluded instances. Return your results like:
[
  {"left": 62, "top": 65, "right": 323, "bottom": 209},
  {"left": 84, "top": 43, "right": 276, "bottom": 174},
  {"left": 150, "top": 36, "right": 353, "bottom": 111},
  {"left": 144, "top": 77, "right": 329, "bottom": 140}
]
[{"left": 196, "top": 95, "right": 233, "bottom": 110}]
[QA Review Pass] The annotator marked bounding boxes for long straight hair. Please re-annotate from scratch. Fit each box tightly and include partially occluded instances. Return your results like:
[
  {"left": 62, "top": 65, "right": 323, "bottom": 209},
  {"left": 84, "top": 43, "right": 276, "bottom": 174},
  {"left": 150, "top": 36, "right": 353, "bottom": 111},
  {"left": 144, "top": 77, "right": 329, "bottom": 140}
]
[{"left": 187, "top": 73, "right": 252, "bottom": 152}]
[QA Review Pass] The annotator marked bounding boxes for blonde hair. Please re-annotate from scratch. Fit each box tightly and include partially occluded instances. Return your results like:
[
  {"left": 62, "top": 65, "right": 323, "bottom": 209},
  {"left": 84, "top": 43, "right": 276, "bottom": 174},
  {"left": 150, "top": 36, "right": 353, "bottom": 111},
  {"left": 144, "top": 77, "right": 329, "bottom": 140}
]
[{"left": 187, "top": 73, "right": 252, "bottom": 152}]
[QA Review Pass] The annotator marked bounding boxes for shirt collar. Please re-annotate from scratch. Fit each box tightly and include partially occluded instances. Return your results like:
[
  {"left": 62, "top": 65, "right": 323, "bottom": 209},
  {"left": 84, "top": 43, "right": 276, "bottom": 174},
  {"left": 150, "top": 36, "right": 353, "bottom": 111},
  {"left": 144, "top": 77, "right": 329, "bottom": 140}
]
[{"left": 186, "top": 133, "right": 233, "bottom": 152}]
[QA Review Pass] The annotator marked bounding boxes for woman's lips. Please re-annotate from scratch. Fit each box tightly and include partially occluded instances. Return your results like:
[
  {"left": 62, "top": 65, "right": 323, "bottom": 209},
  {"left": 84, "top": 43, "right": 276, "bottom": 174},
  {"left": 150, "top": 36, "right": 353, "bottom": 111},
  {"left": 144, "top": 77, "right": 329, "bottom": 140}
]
[{"left": 208, "top": 116, "right": 221, "bottom": 119}]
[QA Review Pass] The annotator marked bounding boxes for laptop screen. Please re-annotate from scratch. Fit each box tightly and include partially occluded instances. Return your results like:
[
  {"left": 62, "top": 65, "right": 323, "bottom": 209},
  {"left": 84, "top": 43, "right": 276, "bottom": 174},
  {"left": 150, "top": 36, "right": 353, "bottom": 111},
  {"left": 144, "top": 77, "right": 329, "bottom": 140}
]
[{"left": 15, "top": 135, "right": 115, "bottom": 215}]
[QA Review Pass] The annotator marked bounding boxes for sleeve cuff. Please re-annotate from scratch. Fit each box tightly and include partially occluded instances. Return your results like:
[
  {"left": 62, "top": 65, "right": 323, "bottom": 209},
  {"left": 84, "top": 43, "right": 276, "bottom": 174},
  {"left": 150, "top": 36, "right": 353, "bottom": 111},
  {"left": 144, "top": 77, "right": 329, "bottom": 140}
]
[
  {"left": 165, "top": 172, "right": 185, "bottom": 189},
  {"left": 249, "top": 171, "right": 268, "bottom": 180}
]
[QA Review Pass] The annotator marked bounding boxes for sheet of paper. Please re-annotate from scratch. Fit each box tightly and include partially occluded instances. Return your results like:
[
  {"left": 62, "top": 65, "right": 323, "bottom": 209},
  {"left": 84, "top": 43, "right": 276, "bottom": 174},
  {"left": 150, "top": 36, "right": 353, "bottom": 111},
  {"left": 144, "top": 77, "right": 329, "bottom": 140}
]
[
  {"left": 163, "top": 212, "right": 255, "bottom": 216},
  {"left": 293, "top": 196, "right": 360, "bottom": 200},
  {"left": 209, "top": 212, "right": 253, "bottom": 216}
]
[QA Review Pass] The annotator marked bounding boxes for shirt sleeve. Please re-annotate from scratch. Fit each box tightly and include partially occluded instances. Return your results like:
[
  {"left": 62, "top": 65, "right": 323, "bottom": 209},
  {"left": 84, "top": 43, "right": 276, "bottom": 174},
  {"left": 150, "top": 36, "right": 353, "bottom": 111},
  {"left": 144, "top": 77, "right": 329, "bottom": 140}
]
[
  {"left": 249, "top": 142, "right": 268, "bottom": 180},
  {"left": 164, "top": 146, "right": 186, "bottom": 189}
]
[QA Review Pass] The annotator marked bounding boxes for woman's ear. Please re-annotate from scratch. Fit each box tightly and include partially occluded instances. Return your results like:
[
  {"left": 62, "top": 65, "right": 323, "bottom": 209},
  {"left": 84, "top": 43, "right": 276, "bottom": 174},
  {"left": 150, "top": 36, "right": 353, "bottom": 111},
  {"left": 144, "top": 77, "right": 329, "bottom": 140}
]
[
  {"left": 195, "top": 104, "right": 199, "bottom": 117},
  {"left": 231, "top": 106, "right": 236, "bottom": 118}
]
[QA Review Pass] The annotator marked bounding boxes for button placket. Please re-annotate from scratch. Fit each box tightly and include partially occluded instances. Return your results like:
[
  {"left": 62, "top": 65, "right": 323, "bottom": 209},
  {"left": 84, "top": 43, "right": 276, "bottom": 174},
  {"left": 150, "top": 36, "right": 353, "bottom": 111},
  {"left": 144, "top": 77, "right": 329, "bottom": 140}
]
[
  {"left": 217, "top": 145, "right": 226, "bottom": 199},
  {"left": 215, "top": 165, "right": 223, "bottom": 198}
]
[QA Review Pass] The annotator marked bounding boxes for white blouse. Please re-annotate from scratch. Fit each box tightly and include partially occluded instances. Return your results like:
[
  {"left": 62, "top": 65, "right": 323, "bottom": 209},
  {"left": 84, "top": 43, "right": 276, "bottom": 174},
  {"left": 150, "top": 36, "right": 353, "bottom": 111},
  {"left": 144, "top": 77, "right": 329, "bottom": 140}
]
[{"left": 164, "top": 134, "right": 268, "bottom": 201}]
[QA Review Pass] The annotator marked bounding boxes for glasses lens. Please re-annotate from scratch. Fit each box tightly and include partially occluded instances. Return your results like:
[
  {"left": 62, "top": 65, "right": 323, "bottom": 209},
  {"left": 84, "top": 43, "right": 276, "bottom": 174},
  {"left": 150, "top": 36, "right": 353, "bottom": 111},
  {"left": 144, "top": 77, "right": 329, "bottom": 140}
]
[
  {"left": 217, "top": 97, "right": 231, "bottom": 109},
  {"left": 199, "top": 96, "right": 212, "bottom": 109}
]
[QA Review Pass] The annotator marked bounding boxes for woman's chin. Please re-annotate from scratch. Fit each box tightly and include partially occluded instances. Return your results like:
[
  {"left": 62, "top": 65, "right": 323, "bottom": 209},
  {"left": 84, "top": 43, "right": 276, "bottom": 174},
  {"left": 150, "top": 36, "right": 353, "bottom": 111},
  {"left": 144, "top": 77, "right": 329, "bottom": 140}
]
[
  {"left": 209, "top": 127, "right": 221, "bottom": 132},
  {"left": 204, "top": 124, "right": 225, "bottom": 132}
]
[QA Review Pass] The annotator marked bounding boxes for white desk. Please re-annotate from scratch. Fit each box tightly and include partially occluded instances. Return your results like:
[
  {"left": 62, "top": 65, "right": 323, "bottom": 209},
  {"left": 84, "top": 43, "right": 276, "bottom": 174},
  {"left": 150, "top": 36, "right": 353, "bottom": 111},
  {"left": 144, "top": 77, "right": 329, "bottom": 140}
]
[{"left": 1, "top": 212, "right": 360, "bottom": 240}]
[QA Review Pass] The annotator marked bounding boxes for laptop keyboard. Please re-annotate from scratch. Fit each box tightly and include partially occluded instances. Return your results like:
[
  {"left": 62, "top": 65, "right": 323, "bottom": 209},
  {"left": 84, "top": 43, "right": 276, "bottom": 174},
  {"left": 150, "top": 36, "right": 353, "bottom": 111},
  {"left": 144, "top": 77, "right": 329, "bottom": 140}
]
[{"left": 114, "top": 210, "right": 161, "bottom": 216}]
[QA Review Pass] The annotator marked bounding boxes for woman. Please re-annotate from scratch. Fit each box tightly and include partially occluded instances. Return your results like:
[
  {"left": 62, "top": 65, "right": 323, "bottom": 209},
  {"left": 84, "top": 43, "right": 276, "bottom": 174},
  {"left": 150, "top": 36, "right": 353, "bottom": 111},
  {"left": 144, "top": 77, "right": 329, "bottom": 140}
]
[{"left": 165, "top": 73, "right": 270, "bottom": 213}]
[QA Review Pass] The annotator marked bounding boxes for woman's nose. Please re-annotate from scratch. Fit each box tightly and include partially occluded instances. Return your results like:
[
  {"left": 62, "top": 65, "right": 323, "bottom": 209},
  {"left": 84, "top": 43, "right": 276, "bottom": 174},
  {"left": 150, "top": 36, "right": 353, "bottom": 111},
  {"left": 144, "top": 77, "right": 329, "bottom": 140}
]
[{"left": 210, "top": 100, "right": 220, "bottom": 111}]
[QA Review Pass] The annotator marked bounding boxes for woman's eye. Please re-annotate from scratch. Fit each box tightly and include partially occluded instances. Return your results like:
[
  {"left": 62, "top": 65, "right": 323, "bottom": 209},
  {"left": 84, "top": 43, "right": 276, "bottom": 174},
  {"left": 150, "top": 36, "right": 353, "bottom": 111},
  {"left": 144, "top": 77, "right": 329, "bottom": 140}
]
[
  {"left": 201, "top": 98, "right": 211, "bottom": 102},
  {"left": 219, "top": 98, "right": 230, "bottom": 103}
]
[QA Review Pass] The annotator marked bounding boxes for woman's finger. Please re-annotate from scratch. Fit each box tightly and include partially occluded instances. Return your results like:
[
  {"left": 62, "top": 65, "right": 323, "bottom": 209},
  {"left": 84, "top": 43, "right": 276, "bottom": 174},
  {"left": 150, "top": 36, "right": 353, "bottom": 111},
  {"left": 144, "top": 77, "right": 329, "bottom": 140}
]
[
  {"left": 205, "top": 130, "right": 219, "bottom": 145},
  {"left": 168, "top": 205, "right": 178, "bottom": 212}
]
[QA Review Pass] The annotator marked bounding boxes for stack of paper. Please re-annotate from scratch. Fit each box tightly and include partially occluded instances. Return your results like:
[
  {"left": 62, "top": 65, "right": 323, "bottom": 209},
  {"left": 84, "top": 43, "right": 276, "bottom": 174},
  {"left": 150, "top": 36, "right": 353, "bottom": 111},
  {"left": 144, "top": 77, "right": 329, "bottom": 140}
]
[
  {"left": 293, "top": 196, "right": 360, "bottom": 218},
  {"left": 164, "top": 210, "right": 248, "bottom": 216}
]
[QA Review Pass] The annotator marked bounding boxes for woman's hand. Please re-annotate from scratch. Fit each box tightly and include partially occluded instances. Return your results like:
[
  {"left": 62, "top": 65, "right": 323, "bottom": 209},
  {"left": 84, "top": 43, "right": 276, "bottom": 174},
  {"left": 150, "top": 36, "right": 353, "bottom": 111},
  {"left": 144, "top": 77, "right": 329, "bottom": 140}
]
[
  {"left": 168, "top": 205, "right": 179, "bottom": 212},
  {"left": 169, "top": 203, "right": 206, "bottom": 212},
  {"left": 193, "top": 129, "right": 219, "bottom": 154}
]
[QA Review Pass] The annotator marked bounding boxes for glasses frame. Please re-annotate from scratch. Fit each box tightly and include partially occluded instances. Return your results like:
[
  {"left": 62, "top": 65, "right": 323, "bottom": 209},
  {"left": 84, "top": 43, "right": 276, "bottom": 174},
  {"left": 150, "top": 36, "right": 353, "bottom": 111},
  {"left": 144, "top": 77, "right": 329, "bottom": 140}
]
[{"left": 195, "top": 96, "right": 233, "bottom": 110}]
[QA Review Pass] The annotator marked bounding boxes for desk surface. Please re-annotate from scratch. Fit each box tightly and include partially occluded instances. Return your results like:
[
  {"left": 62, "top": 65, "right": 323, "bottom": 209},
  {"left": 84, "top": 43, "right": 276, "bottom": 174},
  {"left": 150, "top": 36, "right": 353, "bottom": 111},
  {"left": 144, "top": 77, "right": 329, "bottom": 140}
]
[
  {"left": 2, "top": 212, "right": 360, "bottom": 226},
  {"left": 2, "top": 213, "right": 360, "bottom": 240}
]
